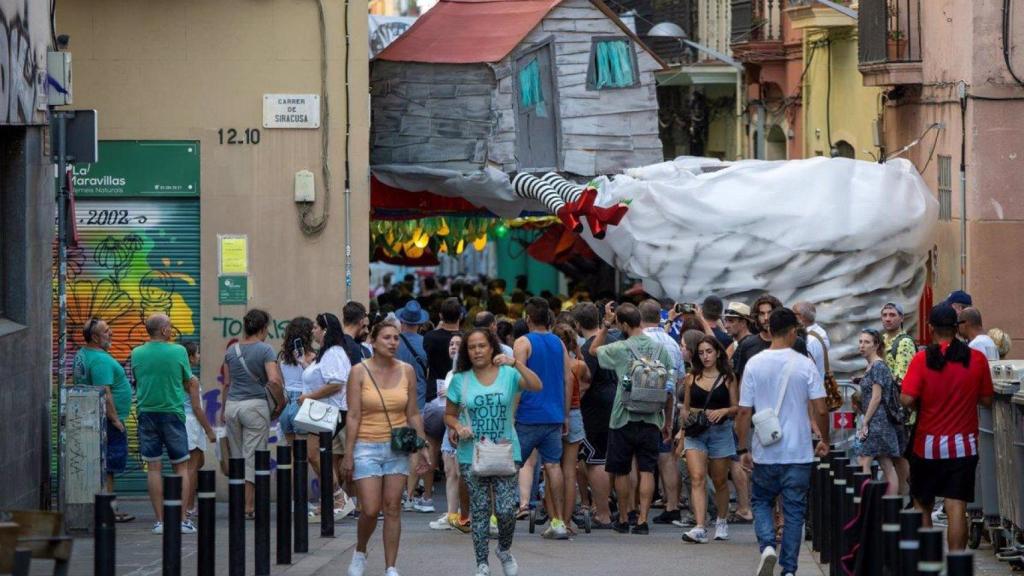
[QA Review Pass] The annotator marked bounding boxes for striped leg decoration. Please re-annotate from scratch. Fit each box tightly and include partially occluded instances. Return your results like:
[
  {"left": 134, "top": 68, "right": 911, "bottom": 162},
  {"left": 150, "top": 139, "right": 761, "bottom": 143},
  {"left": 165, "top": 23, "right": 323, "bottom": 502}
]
[
  {"left": 541, "top": 172, "right": 585, "bottom": 204},
  {"left": 513, "top": 172, "right": 583, "bottom": 232}
]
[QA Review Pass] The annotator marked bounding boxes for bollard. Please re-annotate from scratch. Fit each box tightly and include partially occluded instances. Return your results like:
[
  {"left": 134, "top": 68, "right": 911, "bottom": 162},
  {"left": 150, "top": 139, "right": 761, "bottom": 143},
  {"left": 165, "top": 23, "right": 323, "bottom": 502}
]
[
  {"left": 916, "top": 527, "right": 944, "bottom": 575},
  {"left": 162, "top": 475, "right": 183, "bottom": 576},
  {"left": 293, "top": 437, "right": 309, "bottom": 553},
  {"left": 229, "top": 457, "right": 246, "bottom": 576},
  {"left": 946, "top": 551, "right": 974, "bottom": 576},
  {"left": 864, "top": 481, "right": 887, "bottom": 576},
  {"left": 808, "top": 454, "right": 819, "bottom": 543},
  {"left": 319, "top": 431, "right": 334, "bottom": 538},
  {"left": 277, "top": 444, "right": 293, "bottom": 565},
  {"left": 828, "top": 456, "right": 849, "bottom": 573},
  {"left": 898, "top": 509, "right": 922, "bottom": 576},
  {"left": 197, "top": 470, "right": 216, "bottom": 576},
  {"left": 881, "top": 495, "right": 903, "bottom": 576},
  {"left": 94, "top": 493, "right": 116, "bottom": 576},
  {"left": 255, "top": 450, "right": 271, "bottom": 576},
  {"left": 815, "top": 455, "right": 831, "bottom": 555}
]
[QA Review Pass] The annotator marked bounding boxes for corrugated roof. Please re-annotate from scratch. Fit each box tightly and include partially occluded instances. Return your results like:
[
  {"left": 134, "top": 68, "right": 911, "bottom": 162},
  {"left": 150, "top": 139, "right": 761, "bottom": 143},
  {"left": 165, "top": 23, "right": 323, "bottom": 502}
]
[
  {"left": 375, "top": 0, "right": 666, "bottom": 68},
  {"left": 376, "top": 0, "right": 562, "bottom": 64}
]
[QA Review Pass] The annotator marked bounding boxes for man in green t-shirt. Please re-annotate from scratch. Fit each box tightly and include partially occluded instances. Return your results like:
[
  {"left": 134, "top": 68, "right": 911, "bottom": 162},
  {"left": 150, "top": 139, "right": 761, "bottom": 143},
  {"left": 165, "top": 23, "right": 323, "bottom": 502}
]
[
  {"left": 73, "top": 318, "right": 135, "bottom": 522},
  {"left": 130, "top": 313, "right": 194, "bottom": 535},
  {"left": 590, "top": 302, "right": 675, "bottom": 536}
]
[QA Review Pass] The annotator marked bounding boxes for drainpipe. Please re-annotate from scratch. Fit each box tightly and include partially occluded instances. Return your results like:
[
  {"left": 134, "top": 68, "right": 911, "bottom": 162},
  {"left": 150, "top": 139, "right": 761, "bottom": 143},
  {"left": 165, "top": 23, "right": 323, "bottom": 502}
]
[
  {"left": 958, "top": 81, "right": 967, "bottom": 290},
  {"left": 736, "top": 70, "right": 744, "bottom": 159}
]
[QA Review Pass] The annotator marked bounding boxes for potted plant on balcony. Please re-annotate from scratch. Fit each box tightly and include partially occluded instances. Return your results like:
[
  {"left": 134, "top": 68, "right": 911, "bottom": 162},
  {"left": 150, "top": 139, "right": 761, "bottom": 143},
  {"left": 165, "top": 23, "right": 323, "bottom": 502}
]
[{"left": 887, "top": 29, "right": 906, "bottom": 61}]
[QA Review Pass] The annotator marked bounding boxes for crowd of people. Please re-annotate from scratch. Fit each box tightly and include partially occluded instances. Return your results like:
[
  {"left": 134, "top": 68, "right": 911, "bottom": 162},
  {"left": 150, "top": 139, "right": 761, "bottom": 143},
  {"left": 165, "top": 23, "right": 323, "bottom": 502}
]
[{"left": 73, "top": 271, "right": 1014, "bottom": 576}]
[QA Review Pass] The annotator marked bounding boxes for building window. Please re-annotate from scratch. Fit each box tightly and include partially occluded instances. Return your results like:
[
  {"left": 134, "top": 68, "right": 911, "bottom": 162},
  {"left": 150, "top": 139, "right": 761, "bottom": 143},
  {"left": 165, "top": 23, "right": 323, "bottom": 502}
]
[
  {"left": 832, "top": 140, "right": 855, "bottom": 159},
  {"left": 587, "top": 38, "right": 639, "bottom": 90},
  {"left": 937, "top": 155, "right": 952, "bottom": 221},
  {"left": 519, "top": 58, "right": 544, "bottom": 110}
]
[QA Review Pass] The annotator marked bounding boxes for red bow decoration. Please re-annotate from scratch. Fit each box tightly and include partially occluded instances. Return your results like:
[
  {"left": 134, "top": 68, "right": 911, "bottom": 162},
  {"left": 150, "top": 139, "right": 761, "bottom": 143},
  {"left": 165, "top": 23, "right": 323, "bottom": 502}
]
[{"left": 554, "top": 186, "right": 629, "bottom": 239}]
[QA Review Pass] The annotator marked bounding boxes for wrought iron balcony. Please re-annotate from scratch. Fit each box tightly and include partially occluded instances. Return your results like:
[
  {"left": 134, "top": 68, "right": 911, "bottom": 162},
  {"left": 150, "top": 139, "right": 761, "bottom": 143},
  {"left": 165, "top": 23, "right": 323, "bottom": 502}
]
[{"left": 858, "top": 0, "right": 923, "bottom": 85}]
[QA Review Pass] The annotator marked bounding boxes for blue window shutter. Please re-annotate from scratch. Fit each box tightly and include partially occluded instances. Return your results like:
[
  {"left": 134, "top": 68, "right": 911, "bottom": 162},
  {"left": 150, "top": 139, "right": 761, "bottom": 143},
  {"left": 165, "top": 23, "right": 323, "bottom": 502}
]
[
  {"left": 594, "top": 39, "right": 635, "bottom": 89},
  {"left": 519, "top": 58, "right": 543, "bottom": 108}
]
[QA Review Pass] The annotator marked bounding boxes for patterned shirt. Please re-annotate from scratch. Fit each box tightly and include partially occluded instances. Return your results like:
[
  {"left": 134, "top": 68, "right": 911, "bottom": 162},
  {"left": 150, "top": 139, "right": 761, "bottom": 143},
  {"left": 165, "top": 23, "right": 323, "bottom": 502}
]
[{"left": 882, "top": 331, "right": 916, "bottom": 381}]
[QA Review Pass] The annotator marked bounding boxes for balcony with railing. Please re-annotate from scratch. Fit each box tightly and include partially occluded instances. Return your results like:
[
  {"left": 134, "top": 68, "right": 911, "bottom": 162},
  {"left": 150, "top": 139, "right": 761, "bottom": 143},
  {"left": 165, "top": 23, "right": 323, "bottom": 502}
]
[
  {"left": 730, "top": 0, "right": 787, "bottom": 62},
  {"left": 858, "top": 0, "right": 923, "bottom": 85},
  {"left": 785, "top": 0, "right": 856, "bottom": 30}
]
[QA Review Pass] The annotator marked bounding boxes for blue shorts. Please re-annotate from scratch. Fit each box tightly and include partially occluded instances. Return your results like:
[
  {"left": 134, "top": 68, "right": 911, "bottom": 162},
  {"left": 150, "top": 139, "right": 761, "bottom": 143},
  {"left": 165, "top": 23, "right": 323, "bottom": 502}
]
[
  {"left": 278, "top": 392, "right": 303, "bottom": 435},
  {"left": 566, "top": 409, "right": 585, "bottom": 444},
  {"left": 684, "top": 421, "right": 737, "bottom": 460},
  {"left": 105, "top": 419, "right": 128, "bottom": 474},
  {"left": 516, "top": 422, "right": 563, "bottom": 465},
  {"left": 353, "top": 441, "right": 410, "bottom": 480},
  {"left": 138, "top": 412, "right": 190, "bottom": 465}
]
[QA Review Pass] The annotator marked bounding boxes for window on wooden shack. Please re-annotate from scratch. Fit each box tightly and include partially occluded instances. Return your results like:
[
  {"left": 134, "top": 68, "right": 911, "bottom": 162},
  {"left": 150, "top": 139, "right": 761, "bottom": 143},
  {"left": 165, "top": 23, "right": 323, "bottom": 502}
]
[
  {"left": 588, "top": 38, "right": 637, "bottom": 89},
  {"left": 519, "top": 58, "right": 543, "bottom": 109}
]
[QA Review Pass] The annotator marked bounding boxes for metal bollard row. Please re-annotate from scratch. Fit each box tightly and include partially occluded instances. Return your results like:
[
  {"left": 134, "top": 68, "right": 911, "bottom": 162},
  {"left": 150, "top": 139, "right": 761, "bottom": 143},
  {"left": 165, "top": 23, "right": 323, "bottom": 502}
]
[
  {"left": 162, "top": 475, "right": 183, "bottom": 576},
  {"left": 197, "top": 469, "right": 216, "bottom": 576},
  {"left": 94, "top": 493, "right": 116, "bottom": 576}
]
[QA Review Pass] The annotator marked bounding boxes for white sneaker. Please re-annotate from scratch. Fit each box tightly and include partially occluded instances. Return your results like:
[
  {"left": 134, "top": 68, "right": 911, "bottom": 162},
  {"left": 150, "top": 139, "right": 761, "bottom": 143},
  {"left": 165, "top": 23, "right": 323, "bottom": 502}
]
[
  {"left": 348, "top": 551, "right": 367, "bottom": 576},
  {"left": 430, "top": 513, "right": 453, "bottom": 530},
  {"left": 414, "top": 498, "right": 436, "bottom": 513},
  {"left": 180, "top": 519, "right": 197, "bottom": 534},
  {"left": 475, "top": 563, "right": 491, "bottom": 576},
  {"left": 931, "top": 509, "right": 948, "bottom": 526},
  {"left": 385, "top": 568, "right": 401, "bottom": 576},
  {"left": 714, "top": 518, "right": 729, "bottom": 541},
  {"left": 756, "top": 546, "right": 777, "bottom": 576},
  {"left": 541, "top": 519, "right": 569, "bottom": 540},
  {"left": 681, "top": 526, "right": 708, "bottom": 544},
  {"left": 496, "top": 549, "right": 518, "bottom": 576},
  {"left": 151, "top": 521, "right": 164, "bottom": 535}
]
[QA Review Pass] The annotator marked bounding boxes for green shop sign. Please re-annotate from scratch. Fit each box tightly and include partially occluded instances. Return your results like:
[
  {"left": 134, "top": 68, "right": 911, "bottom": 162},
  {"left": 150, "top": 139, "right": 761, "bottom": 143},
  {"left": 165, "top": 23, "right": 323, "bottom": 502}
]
[
  {"left": 73, "top": 140, "right": 200, "bottom": 198},
  {"left": 218, "top": 275, "right": 248, "bottom": 305}
]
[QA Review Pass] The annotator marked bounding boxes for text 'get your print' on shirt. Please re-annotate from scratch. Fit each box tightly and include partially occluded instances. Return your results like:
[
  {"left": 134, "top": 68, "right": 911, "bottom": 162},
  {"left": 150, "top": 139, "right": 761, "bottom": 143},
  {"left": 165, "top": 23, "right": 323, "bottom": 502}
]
[{"left": 447, "top": 365, "right": 523, "bottom": 466}]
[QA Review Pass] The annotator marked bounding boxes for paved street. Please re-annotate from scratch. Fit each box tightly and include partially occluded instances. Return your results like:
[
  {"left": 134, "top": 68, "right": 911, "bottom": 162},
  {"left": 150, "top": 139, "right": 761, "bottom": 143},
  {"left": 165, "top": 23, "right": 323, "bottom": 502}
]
[{"left": 33, "top": 496, "right": 1009, "bottom": 575}]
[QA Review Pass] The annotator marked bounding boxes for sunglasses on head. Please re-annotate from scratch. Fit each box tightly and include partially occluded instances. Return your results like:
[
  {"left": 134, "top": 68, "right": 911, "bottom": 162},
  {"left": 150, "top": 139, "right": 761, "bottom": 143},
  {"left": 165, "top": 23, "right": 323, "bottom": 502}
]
[{"left": 84, "top": 318, "right": 101, "bottom": 341}]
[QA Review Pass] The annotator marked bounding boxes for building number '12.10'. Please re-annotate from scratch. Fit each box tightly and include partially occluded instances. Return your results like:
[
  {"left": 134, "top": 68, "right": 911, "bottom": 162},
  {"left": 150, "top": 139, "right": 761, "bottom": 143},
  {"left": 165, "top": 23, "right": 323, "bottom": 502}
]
[{"left": 218, "top": 128, "right": 261, "bottom": 145}]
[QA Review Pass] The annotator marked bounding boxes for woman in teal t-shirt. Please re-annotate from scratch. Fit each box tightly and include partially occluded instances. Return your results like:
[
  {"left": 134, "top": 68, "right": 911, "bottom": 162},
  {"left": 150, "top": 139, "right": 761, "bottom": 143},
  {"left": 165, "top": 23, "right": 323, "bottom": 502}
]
[{"left": 445, "top": 329, "right": 541, "bottom": 576}]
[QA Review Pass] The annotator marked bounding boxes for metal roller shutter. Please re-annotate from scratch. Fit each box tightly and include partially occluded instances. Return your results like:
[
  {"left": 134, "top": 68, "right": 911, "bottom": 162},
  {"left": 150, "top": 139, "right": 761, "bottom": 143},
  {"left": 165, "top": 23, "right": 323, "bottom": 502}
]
[{"left": 56, "top": 198, "right": 201, "bottom": 494}]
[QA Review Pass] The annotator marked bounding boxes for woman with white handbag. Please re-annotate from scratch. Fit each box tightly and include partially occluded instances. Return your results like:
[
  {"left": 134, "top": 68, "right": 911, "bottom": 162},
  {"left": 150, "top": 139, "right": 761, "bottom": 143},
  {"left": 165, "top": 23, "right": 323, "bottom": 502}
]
[{"left": 444, "top": 328, "right": 542, "bottom": 576}]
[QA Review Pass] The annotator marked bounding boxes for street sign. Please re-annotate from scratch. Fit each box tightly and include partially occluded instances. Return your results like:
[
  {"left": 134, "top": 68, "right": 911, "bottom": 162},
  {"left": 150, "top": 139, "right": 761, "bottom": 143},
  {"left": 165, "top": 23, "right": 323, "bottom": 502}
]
[
  {"left": 263, "top": 94, "right": 321, "bottom": 129},
  {"left": 218, "top": 275, "right": 248, "bottom": 305},
  {"left": 832, "top": 411, "right": 856, "bottom": 430},
  {"left": 72, "top": 141, "right": 200, "bottom": 197},
  {"left": 50, "top": 110, "right": 98, "bottom": 163}
]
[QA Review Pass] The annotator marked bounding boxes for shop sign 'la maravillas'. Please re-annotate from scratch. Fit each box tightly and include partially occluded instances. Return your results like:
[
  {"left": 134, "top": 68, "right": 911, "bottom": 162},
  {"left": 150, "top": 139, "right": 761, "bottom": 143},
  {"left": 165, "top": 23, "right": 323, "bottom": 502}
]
[{"left": 72, "top": 141, "right": 200, "bottom": 198}]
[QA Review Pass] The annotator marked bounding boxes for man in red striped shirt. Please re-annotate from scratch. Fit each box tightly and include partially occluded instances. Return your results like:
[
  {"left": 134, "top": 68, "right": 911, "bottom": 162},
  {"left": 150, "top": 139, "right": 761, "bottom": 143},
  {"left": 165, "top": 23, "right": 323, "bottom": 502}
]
[{"left": 900, "top": 303, "right": 994, "bottom": 551}]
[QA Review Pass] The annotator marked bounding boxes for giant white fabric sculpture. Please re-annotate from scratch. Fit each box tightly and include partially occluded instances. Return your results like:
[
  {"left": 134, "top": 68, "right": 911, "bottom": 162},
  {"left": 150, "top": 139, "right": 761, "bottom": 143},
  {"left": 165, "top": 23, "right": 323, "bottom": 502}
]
[{"left": 582, "top": 156, "right": 938, "bottom": 374}]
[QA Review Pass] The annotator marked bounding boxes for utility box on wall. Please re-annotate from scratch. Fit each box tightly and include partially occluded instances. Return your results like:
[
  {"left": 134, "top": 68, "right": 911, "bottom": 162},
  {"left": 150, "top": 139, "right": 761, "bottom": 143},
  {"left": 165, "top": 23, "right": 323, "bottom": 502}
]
[{"left": 61, "top": 387, "right": 105, "bottom": 532}]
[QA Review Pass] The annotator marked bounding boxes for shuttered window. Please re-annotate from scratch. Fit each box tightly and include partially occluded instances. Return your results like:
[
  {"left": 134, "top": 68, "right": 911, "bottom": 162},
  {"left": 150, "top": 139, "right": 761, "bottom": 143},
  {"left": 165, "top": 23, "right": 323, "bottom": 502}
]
[{"left": 588, "top": 38, "right": 638, "bottom": 90}]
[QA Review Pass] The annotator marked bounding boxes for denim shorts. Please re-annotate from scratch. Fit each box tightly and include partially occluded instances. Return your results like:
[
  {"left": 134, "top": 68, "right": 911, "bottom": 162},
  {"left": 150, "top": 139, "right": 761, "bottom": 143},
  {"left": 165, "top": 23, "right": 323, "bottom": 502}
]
[
  {"left": 516, "top": 422, "right": 563, "bottom": 465},
  {"left": 441, "top": 427, "right": 456, "bottom": 455},
  {"left": 353, "top": 441, "right": 410, "bottom": 480},
  {"left": 278, "top": 392, "right": 303, "bottom": 435},
  {"left": 105, "top": 419, "right": 128, "bottom": 474},
  {"left": 684, "top": 421, "right": 737, "bottom": 460},
  {"left": 566, "top": 409, "right": 586, "bottom": 444},
  {"left": 138, "top": 412, "right": 190, "bottom": 464}
]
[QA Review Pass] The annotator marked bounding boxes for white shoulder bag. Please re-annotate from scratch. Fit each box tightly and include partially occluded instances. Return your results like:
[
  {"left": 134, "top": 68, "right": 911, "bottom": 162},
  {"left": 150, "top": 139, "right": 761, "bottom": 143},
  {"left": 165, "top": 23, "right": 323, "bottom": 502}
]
[
  {"left": 294, "top": 398, "right": 339, "bottom": 435},
  {"left": 751, "top": 359, "right": 797, "bottom": 447},
  {"left": 460, "top": 375, "right": 517, "bottom": 477}
]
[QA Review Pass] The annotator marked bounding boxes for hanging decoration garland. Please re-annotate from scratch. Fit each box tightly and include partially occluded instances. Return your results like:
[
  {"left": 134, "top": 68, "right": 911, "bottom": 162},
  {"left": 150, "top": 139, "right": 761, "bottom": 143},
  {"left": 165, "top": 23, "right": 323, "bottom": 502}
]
[{"left": 370, "top": 215, "right": 561, "bottom": 260}]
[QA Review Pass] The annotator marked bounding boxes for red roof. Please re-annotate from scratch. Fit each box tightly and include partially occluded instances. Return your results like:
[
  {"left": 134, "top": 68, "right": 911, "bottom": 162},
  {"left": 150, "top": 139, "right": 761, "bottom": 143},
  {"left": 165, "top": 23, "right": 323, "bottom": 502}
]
[{"left": 377, "top": 0, "right": 562, "bottom": 64}]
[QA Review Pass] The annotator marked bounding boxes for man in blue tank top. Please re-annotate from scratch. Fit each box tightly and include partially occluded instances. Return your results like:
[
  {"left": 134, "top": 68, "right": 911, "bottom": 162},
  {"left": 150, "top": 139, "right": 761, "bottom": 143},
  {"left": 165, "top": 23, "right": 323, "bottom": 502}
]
[{"left": 514, "top": 297, "right": 574, "bottom": 539}]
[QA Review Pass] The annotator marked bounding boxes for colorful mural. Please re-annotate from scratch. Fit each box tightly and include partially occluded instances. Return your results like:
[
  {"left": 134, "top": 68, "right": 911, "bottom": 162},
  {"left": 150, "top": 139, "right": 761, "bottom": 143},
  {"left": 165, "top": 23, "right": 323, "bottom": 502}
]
[{"left": 53, "top": 198, "right": 201, "bottom": 492}]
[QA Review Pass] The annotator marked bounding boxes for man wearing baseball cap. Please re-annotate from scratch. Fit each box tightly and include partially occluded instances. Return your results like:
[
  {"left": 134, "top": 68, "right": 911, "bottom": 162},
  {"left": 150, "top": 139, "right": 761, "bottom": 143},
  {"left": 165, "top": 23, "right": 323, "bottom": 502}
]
[
  {"left": 899, "top": 303, "right": 994, "bottom": 551},
  {"left": 944, "top": 290, "right": 973, "bottom": 314}
]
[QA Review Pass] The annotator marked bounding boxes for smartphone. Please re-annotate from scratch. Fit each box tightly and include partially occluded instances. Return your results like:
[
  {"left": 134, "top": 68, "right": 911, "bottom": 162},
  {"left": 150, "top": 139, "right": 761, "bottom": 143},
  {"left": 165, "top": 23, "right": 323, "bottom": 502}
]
[
  {"left": 674, "top": 303, "right": 685, "bottom": 314},
  {"left": 682, "top": 303, "right": 697, "bottom": 314},
  {"left": 292, "top": 338, "right": 305, "bottom": 359}
]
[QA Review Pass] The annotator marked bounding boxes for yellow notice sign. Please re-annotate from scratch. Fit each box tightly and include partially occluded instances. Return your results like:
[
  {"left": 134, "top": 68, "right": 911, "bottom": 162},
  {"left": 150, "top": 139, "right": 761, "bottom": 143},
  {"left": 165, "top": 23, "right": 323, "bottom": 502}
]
[{"left": 219, "top": 235, "right": 249, "bottom": 275}]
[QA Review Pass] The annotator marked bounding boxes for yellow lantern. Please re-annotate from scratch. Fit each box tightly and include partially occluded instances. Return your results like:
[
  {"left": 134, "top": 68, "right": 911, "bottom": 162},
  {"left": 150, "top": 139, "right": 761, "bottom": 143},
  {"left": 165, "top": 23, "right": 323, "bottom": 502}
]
[
  {"left": 407, "top": 244, "right": 425, "bottom": 258},
  {"left": 473, "top": 234, "right": 488, "bottom": 251},
  {"left": 386, "top": 230, "right": 395, "bottom": 245},
  {"left": 438, "top": 242, "right": 448, "bottom": 254},
  {"left": 414, "top": 231, "right": 430, "bottom": 249},
  {"left": 437, "top": 218, "right": 450, "bottom": 236},
  {"left": 456, "top": 239, "right": 465, "bottom": 255}
]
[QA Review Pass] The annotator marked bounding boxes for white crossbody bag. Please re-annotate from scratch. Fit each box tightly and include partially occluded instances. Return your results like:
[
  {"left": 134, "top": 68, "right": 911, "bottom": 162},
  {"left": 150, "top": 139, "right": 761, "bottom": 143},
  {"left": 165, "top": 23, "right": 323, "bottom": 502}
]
[{"left": 751, "top": 359, "right": 797, "bottom": 447}]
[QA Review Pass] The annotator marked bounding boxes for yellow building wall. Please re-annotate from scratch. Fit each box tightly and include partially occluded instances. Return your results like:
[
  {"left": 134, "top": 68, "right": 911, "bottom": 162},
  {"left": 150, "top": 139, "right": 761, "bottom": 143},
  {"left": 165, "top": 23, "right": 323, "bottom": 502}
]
[
  {"left": 802, "top": 29, "right": 882, "bottom": 160},
  {"left": 58, "top": 0, "right": 370, "bottom": 398}
]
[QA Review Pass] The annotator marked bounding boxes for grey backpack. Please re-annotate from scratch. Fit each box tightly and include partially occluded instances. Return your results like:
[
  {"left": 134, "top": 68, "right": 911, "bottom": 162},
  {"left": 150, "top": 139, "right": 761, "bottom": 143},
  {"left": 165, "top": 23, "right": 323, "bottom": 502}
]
[{"left": 621, "top": 340, "right": 669, "bottom": 414}]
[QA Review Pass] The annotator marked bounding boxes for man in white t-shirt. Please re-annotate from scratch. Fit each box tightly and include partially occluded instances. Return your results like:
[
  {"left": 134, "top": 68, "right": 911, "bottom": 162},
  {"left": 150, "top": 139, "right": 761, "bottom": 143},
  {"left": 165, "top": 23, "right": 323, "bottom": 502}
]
[
  {"left": 736, "top": 307, "right": 830, "bottom": 576},
  {"left": 793, "top": 301, "right": 829, "bottom": 380},
  {"left": 959, "top": 307, "right": 999, "bottom": 361}
]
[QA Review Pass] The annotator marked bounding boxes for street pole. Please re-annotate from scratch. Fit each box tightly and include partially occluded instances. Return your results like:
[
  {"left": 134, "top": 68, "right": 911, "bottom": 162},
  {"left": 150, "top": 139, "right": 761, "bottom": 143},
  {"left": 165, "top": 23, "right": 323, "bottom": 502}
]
[{"left": 54, "top": 111, "right": 68, "bottom": 508}]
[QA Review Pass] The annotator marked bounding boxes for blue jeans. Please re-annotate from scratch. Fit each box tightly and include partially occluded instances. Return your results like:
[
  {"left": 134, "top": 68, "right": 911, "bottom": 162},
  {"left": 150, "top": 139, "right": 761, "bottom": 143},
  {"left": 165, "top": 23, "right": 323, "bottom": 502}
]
[
  {"left": 138, "top": 412, "right": 190, "bottom": 464},
  {"left": 751, "top": 463, "right": 812, "bottom": 574},
  {"left": 515, "top": 422, "right": 563, "bottom": 465}
]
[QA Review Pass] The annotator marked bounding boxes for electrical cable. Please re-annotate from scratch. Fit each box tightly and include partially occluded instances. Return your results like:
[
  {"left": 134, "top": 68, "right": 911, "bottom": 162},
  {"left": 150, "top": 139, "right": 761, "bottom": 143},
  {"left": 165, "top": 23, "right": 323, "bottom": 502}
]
[
  {"left": 826, "top": 38, "right": 833, "bottom": 155},
  {"left": 1003, "top": 0, "right": 1024, "bottom": 86},
  {"left": 298, "top": 0, "right": 334, "bottom": 236}
]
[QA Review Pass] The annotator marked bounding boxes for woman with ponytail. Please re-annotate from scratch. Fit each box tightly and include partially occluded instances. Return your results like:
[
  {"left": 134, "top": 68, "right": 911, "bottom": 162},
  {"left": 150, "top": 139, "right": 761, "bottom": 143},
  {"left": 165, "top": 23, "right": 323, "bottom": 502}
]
[{"left": 899, "top": 303, "right": 994, "bottom": 552}]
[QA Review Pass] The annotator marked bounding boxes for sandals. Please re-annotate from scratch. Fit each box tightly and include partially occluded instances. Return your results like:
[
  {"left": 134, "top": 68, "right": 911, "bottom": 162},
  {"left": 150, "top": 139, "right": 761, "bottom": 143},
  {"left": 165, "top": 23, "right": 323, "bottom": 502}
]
[
  {"left": 515, "top": 506, "right": 530, "bottom": 521},
  {"left": 727, "top": 511, "right": 754, "bottom": 524},
  {"left": 114, "top": 512, "right": 135, "bottom": 523}
]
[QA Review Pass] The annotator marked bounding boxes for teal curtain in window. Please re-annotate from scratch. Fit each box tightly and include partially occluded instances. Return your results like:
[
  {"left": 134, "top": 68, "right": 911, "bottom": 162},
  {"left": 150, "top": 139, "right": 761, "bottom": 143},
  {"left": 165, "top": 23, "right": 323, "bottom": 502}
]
[
  {"left": 519, "top": 58, "right": 543, "bottom": 109},
  {"left": 594, "top": 40, "right": 635, "bottom": 89}
]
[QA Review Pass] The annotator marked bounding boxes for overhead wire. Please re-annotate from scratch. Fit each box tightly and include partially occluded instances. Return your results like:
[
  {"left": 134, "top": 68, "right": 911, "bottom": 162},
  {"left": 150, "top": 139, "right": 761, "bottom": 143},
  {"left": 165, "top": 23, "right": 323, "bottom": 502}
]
[{"left": 298, "top": 0, "right": 334, "bottom": 236}]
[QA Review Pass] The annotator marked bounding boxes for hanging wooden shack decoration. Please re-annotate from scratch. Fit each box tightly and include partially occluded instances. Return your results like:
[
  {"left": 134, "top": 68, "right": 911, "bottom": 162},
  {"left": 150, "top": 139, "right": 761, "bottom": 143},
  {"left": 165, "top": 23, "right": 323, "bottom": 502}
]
[{"left": 370, "top": 0, "right": 667, "bottom": 235}]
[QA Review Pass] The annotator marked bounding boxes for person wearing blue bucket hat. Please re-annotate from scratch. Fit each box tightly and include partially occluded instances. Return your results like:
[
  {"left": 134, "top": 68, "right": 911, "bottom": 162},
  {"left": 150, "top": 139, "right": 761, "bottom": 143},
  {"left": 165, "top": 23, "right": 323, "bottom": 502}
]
[{"left": 395, "top": 301, "right": 430, "bottom": 410}]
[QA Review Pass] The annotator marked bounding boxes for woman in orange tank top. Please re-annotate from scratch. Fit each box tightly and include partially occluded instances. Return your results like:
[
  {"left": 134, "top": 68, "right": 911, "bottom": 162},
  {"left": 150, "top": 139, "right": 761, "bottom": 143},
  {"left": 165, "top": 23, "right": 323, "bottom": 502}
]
[{"left": 342, "top": 319, "right": 430, "bottom": 576}]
